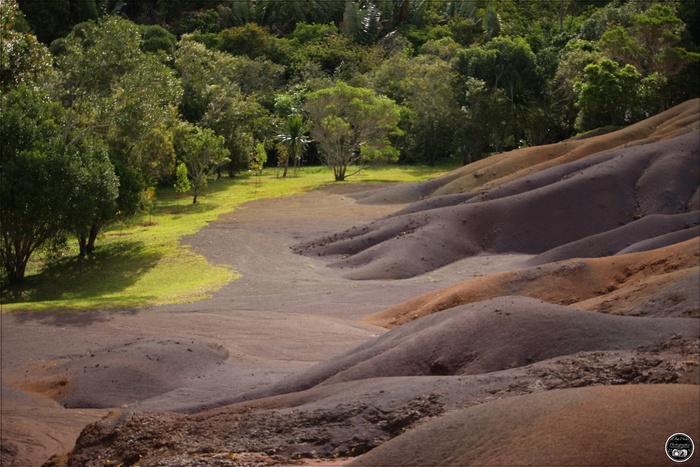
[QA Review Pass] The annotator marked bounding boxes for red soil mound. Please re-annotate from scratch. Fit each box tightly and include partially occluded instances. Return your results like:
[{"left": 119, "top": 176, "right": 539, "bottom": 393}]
[
  {"left": 351, "top": 384, "right": 700, "bottom": 466},
  {"left": 366, "top": 237, "right": 699, "bottom": 328}
]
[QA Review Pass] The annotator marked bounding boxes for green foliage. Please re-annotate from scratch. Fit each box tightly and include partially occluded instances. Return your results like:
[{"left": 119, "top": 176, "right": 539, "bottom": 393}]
[
  {"left": 251, "top": 143, "right": 268, "bottom": 171},
  {"left": 175, "top": 38, "right": 275, "bottom": 176},
  {"left": 277, "top": 115, "right": 311, "bottom": 177},
  {"left": 599, "top": 3, "right": 700, "bottom": 110},
  {"left": 55, "top": 17, "right": 182, "bottom": 180},
  {"left": 370, "top": 51, "right": 461, "bottom": 164},
  {"left": 64, "top": 130, "right": 120, "bottom": 257},
  {"left": 274, "top": 84, "right": 309, "bottom": 119},
  {"left": 342, "top": 1, "right": 384, "bottom": 45},
  {"left": 446, "top": 16, "right": 481, "bottom": 46},
  {"left": 482, "top": 7, "right": 501, "bottom": 39},
  {"left": 140, "top": 24, "right": 176, "bottom": 57},
  {"left": 52, "top": 16, "right": 182, "bottom": 252},
  {"left": 178, "top": 8, "right": 222, "bottom": 35},
  {"left": 1, "top": 0, "right": 53, "bottom": 89},
  {"left": 397, "top": 23, "right": 454, "bottom": 49},
  {"left": 288, "top": 31, "right": 364, "bottom": 79},
  {"left": 289, "top": 22, "right": 339, "bottom": 44},
  {"left": 256, "top": 0, "right": 345, "bottom": 34},
  {"left": 574, "top": 59, "right": 642, "bottom": 131},
  {"left": 218, "top": 23, "right": 275, "bottom": 59},
  {"left": 175, "top": 162, "right": 191, "bottom": 195},
  {"left": 1, "top": 84, "right": 117, "bottom": 281},
  {"left": 17, "top": 0, "right": 100, "bottom": 43},
  {"left": 0, "top": 85, "right": 69, "bottom": 283},
  {"left": 456, "top": 35, "right": 544, "bottom": 149},
  {"left": 458, "top": 35, "right": 543, "bottom": 103},
  {"left": 460, "top": 77, "right": 510, "bottom": 159},
  {"left": 306, "top": 82, "right": 402, "bottom": 181},
  {"left": 174, "top": 123, "right": 230, "bottom": 204}
]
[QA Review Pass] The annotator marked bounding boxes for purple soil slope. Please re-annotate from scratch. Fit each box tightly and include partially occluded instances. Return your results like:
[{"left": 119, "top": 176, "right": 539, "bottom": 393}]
[
  {"left": 352, "top": 98, "right": 700, "bottom": 204},
  {"left": 294, "top": 130, "right": 699, "bottom": 279},
  {"left": 223, "top": 297, "right": 697, "bottom": 405}
]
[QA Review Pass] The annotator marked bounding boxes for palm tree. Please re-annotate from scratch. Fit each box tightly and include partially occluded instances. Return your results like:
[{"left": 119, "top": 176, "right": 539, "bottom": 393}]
[
  {"left": 277, "top": 115, "right": 311, "bottom": 177},
  {"left": 256, "top": 0, "right": 345, "bottom": 34}
]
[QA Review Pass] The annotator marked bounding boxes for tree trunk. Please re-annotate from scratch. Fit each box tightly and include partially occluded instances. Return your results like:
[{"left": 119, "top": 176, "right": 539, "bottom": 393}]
[
  {"left": 86, "top": 224, "right": 100, "bottom": 255},
  {"left": 335, "top": 165, "right": 346, "bottom": 181},
  {"left": 78, "top": 235, "right": 88, "bottom": 258},
  {"left": 282, "top": 153, "right": 290, "bottom": 178},
  {"left": 5, "top": 248, "right": 29, "bottom": 284}
]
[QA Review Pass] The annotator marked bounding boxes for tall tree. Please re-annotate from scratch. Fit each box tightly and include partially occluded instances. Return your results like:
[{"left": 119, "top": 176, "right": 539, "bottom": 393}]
[
  {"left": 174, "top": 124, "right": 229, "bottom": 204},
  {"left": 64, "top": 125, "right": 120, "bottom": 257},
  {"left": 305, "top": 82, "right": 402, "bottom": 181},
  {"left": 52, "top": 16, "right": 182, "bottom": 252},
  {"left": 404, "top": 55, "right": 461, "bottom": 165},
  {"left": 599, "top": 3, "right": 700, "bottom": 110},
  {"left": 176, "top": 38, "right": 275, "bottom": 176},
  {"left": 277, "top": 115, "right": 311, "bottom": 177},
  {"left": 574, "top": 58, "right": 642, "bottom": 131},
  {"left": 1, "top": 85, "right": 117, "bottom": 282},
  {"left": 1, "top": 0, "right": 53, "bottom": 89},
  {"left": 256, "top": 0, "right": 344, "bottom": 34},
  {"left": 457, "top": 35, "right": 544, "bottom": 149}
]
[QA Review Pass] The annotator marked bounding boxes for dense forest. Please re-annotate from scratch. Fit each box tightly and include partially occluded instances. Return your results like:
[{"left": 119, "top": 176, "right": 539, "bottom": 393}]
[{"left": 2, "top": 0, "right": 699, "bottom": 283}]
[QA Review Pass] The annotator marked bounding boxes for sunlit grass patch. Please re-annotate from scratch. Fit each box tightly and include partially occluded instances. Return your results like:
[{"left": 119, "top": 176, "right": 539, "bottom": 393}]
[{"left": 1, "top": 163, "right": 456, "bottom": 312}]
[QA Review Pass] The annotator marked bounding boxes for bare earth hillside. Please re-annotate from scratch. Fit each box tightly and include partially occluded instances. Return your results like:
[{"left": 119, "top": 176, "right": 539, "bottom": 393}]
[{"left": 1, "top": 100, "right": 699, "bottom": 467}]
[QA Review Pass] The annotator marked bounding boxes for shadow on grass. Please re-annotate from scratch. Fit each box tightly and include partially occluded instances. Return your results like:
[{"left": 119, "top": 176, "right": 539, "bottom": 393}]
[
  {"left": 1, "top": 239, "right": 161, "bottom": 308},
  {"left": 153, "top": 177, "right": 243, "bottom": 213},
  {"left": 154, "top": 197, "right": 220, "bottom": 216}
]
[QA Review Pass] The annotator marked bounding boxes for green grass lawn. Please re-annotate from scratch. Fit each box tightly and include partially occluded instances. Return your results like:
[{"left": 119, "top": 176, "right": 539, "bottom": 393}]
[{"left": 1, "top": 163, "right": 456, "bottom": 313}]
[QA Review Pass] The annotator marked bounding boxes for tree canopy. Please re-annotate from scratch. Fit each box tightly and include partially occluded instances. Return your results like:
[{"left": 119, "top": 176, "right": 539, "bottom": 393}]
[
  {"left": 3, "top": 0, "right": 699, "bottom": 283},
  {"left": 306, "top": 82, "right": 402, "bottom": 181}
]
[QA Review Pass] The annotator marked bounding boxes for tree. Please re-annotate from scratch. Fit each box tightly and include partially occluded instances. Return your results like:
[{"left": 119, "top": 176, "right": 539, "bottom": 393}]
[
  {"left": 53, "top": 17, "right": 182, "bottom": 179},
  {"left": 456, "top": 35, "right": 544, "bottom": 150},
  {"left": 1, "top": 0, "right": 53, "bottom": 89},
  {"left": 251, "top": 143, "right": 267, "bottom": 190},
  {"left": 599, "top": 3, "right": 700, "bottom": 111},
  {"left": 277, "top": 115, "right": 311, "bottom": 177},
  {"left": 404, "top": 55, "right": 461, "bottom": 165},
  {"left": 174, "top": 162, "right": 191, "bottom": 202},
  {"left": 460, "top": 77, "right": 510, "bottom": 161},
  {"left": 176, "top": 38, "right": 275, "bottom": 175},
  {"left": 550, "top": 40, "right": 606, "bottom": 137},
  {"left": 342, "top": 2, "right": 383, "bottom": 45},
  {"left": 52, "top": 17, "right": 182, "bottom": 251},
  {"left": 65, "top": 130, "right": 120, "bottom": 257},
  {"left": 370, "top": 50, "right": 462, "bottom": 164},
  {"left": 1, "top": 86, "right": 69, "bottom": 283},
  {"left": 574, "top": 58, "right": 642, "bottom": 132},
  {"left": 174, "top": 124, "right": 230, "bottom": 204},
  {"left": 305, "top": 82, "right": 401, "bottom": 181},
  {"left": 256, "top": 0, "right": 344, "bottom": 35},
  {"left": 16, "top": 0, "right": 100, "bottom": 43},
  {"left": 1, "top": 85, "right": 117, "bottom": 282}
]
